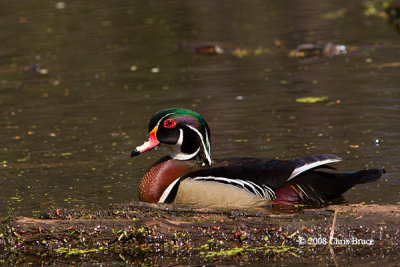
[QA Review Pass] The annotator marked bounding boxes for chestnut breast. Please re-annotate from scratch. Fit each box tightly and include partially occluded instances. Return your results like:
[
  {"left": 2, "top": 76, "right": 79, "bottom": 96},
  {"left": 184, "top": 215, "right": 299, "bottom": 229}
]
[{"left": 139, "top": 157, "right": 197, "bottom": 203}]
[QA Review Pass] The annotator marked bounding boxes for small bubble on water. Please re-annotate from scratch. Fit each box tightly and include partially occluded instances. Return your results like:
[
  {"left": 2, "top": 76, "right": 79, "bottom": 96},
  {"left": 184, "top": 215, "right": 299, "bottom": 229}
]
[{"left": 373, "top": 138, "right": 381, "bottom": 146}]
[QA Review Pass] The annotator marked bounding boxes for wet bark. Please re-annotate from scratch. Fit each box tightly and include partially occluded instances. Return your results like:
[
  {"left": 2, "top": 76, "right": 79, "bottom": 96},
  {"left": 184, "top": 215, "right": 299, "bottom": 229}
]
[{"left": 1, "top": 203, "right": 399, "bottom": 265}]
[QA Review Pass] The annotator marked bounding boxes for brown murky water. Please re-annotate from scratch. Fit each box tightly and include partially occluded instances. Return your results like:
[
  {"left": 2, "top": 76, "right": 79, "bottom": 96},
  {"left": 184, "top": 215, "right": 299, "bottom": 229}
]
[{"left": 0, "top": 1, "right": 399, "bottom": 218}]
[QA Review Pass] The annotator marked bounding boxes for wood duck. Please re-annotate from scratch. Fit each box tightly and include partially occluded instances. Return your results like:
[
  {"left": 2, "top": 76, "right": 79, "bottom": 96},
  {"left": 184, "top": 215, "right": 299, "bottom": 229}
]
[{"left": 131, "top": 108, "right": 385, "bottom": 208}]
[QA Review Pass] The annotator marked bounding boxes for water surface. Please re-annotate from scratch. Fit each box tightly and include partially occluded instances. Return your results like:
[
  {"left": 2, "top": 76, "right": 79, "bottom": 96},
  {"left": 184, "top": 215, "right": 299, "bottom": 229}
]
[{"left": 0, "top": 0, "right": 399, "bottom": 217}]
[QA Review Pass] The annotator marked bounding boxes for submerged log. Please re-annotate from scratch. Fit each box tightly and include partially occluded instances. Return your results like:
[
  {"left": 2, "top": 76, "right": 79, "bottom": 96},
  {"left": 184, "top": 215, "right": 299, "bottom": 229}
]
[{"left": 1, "top": 203, "right": 400, "bottom": 265}]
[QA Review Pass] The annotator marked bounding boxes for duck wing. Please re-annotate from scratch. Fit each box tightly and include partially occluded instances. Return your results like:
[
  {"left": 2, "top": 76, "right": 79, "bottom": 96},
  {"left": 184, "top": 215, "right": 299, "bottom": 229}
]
[
  {"left": 287, "top": 154, "right": 342, "bottom": 180},
  {"left": 186, "top": 154, "right": 342, "bottom": 188}
]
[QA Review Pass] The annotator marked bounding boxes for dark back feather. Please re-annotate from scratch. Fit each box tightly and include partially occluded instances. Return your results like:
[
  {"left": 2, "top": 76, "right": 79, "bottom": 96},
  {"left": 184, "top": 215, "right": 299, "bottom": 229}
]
[{"left": 183, "top": 157, "right": 296, "bottom": 189}]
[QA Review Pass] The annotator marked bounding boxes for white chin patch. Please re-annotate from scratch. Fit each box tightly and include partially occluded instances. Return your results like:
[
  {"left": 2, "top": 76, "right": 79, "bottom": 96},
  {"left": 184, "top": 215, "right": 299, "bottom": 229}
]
[{"left": 169, "top": 147, "right": 200, "bottom": 161}]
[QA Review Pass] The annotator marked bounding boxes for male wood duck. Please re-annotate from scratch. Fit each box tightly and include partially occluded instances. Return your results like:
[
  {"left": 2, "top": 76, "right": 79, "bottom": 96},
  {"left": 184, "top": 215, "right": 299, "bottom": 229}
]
[{"left": 131, "top": 108, "right": 385, "bottom": 208}]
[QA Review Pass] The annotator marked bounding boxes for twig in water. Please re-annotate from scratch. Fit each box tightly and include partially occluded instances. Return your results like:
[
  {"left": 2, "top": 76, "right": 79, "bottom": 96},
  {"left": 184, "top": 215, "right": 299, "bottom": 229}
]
[{"left": 328, "top": 209, "right": 339, "bottom": 267}]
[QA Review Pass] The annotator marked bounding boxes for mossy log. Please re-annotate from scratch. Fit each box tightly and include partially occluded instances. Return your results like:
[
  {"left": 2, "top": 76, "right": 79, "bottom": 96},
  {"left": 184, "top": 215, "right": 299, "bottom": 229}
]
[{"left": 1, "top": 203, "right": 400, "bottom": 265}]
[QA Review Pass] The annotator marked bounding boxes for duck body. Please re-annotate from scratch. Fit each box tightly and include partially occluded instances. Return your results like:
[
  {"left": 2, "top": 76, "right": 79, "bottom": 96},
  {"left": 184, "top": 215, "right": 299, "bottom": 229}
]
[{"left": 132, "top": 108, "right": 384, "bottom": 208}]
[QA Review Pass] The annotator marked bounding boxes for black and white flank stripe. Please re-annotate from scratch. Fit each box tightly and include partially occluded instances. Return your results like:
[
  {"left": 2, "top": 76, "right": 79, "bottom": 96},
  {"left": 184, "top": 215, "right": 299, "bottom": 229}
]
[{"left": 190, "top": 176, "right": 276, "bottom": 201}]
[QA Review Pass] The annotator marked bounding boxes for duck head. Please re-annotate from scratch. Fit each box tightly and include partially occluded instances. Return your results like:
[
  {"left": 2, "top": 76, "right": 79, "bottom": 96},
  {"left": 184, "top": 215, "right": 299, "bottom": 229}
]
[{"left": 131, "top": 108, "right": 212, "bottom": 165}]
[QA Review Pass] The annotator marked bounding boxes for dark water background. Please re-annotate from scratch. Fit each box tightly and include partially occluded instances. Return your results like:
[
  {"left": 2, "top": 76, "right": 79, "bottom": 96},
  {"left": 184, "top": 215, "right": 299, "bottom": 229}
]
[{"left": 0, "top": 0, "right": 399, "bottom": 218}]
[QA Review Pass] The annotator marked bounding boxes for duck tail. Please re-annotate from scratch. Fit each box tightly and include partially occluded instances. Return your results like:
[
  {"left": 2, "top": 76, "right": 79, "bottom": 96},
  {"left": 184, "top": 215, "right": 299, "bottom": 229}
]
[
  {"left": 346, "top": 168, "right": 386, "bottom": 184},
  {"left": 276, "top": 168, "right": 385, "bottom": 203}
]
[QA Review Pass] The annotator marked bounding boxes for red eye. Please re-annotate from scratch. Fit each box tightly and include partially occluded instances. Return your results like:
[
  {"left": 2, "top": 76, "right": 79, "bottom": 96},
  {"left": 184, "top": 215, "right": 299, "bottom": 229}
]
[{"left": 164, "top": 118, "right": 176, "bottom": 128}]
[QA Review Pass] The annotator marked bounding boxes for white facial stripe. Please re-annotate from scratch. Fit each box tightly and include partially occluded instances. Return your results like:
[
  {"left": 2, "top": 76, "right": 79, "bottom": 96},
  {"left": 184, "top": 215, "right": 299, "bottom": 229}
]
[
  {"left": 156, "top": 112, "right": 175, "bottom": 127},
  {"left": 168, "top": 129, "right": 200, "bottom": 160},
  {"left": 204, "top": 126, "right": 211, "bottom": 159},
  {"left": 187, "top": 125, "right": 212, "bottom": 165},
  {"left": 176, "top": 127, "right": 183, "bottom": 146}
]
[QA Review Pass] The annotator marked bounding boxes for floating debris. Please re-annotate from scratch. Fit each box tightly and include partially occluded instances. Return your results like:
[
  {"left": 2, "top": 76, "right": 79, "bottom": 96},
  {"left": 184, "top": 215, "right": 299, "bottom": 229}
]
[
  {"left": 321, "top": 8, "right": 348, "bottom": 19},
  {"left": 289, "top": 43, "right": 347, "bottom": 58},
  {"left": 364, "top": 0, "right": 387, "bottom": 18},
  {"left": 55, "top": 2, "right": 66, "bottom": 9},
  {"left": 22, "top": 63, "right": 48, "bottom": 74},
  {"left": 384, "top": 2, "right": 400, "bottom": 31},
  {"left": 365, "top": 58, "right": 373, "bottom": 63},
  {"left": 296, "top": 96, "right": 329, "bottom": 104},
  {"left": 349, "top": 144, "right": 360, "bottom": 148},
  {"left": 176, "top": 42, "right": 248, "bottom": 57},
  {"left": 25, "top": 63, "right": 39, "bottom": 72},
  {"left": 38, "top": 69, "right": 49, "bottom": 75},
  {"left": 177, "top": 42, "right": 224, "bottom": 55}
]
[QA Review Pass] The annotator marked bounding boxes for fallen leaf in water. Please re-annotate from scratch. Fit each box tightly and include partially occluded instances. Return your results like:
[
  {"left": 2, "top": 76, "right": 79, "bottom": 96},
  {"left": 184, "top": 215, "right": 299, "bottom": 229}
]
[{"left": 296, "top": 96, "right": 329, "bottom": 103}]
